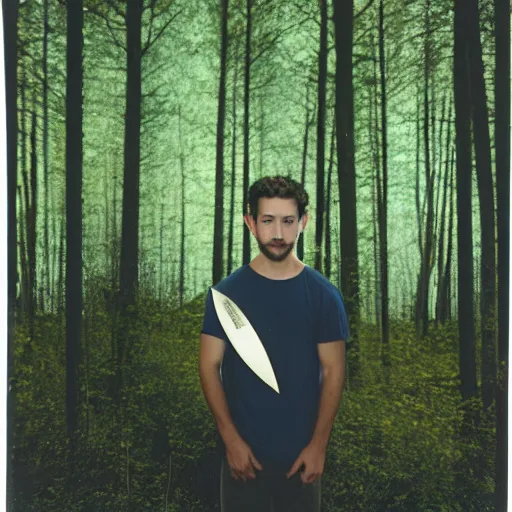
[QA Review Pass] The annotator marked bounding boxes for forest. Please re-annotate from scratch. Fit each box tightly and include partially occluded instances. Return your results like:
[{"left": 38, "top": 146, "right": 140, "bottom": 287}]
[{"left": 2, "top": 0, "right": 510, "bottom": 510}]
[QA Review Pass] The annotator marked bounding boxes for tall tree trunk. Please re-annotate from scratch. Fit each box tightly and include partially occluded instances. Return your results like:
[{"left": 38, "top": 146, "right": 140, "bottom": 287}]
[
  {"left": 242, "top": 0, "right": 252, "bottom": 265},
  {"left": 28, "top": 108, "right": 37, "bottom": 337},
  {"left": 179, "top": 106, "right": 186, "bottom": 306},
  {"left": 370, "top": 37, "right": 382, "bottom": 332},
  {"left": 454, "top": 0, "right": 477, "bottom": 402},
  {"left": 314, "top": 0, "right": 327, "bottom": 273},
  {"left": 5, "top": 0, "right": 19, "bottom": 507},
  {"left": 118, "top": 0, "right": 143, "bottom": 384},
  {"left": 42, "top": 0, "right": 50, "bottom": 313},
  {"left": 494, "top": 0, "right": 510, "bottom": 506},
  {"left": 227, "top": 38, "right": 240, "bottom": 276},
  {"left": 377, "top": 0, "right": 389, "bottom": 344},
  {"left": 65, "top": 0, "right": 83, "bottom": 478},
  {"left": 298, "top": 81, "right": 313, "bottom": 262},
  {"left": 416, "top": 0, "right": 435, "bottom": 339},
  {"left": 324, "top": 116, "right": 335, "bottom": 280},
  {"left": 213, "top": 0, "right": 228, "bottom": 285},
  {"left": 467, "top": 0, "right": 497, "bottom": 412},
  {"left": 441, "top": 146, "right": 455, "bottom": 323},
  {"left": 159, "top": 203, "right": 164, "bottom": 302},
  {"left": 436, "top": 100, "right": 452, "bottom": 324},
  {"left": 334, "top": 0, "right": 360, "bottom": 343}
]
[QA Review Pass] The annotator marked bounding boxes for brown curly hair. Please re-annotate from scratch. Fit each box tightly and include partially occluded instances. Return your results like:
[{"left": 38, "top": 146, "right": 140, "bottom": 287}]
[{"left": 245, "top": 176, "right": 309, "bottom": 222}]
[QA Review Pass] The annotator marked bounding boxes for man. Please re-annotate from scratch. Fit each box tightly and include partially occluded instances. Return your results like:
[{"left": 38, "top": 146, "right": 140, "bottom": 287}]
[{"left": 199, "top": 176, "right": 348, "bottom": 511}]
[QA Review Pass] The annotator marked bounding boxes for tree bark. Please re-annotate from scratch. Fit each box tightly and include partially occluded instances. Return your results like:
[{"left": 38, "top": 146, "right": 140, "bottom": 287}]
[
  {"left": 213, "top": 0, "right": 228, "bottom": 285},
  {"left": 324, "top": 116, "right": 335, "bottom": 280},
  {"left": 65, "top": 0, "right": 83, "bottom": 478},
  {"left": 416, "top": 0, "right": 435, "bottom": 340},
  {"left": 454, "top": 0, "right": 477, "bottom": 402},
  {"left": 467, "top": 0, "right": 497, "bottom": 412},
  {"left": 4, "top": 0, "right": 19, "bottom": 507},
  {"left": 494, "top": 0, "right": 510, "bottom": 506},
  {"left": 118, "top": 0, "right": 143, "bottom": 383},
  {"left": 436, "top": 100, "right": 452, "bottom": 324},
  {"left": 298, "top": 80, "right": 314, "bottom": 262},
  {"left": 179, "top": 106, "right": 186, "bottom": 306},
  {"left": 42, "top": 0, "right": 50, "bottom": 313},
  {"left": 28, "top": 108, "right": 37, "bottom": 337},
  {"left": 377, "top": 0, "right": 389, "bottom": 344},
  {"left": 227, "top": 38, "right": 240, "bottom": 276},
  {"left": 314, "top": 0, "right": 327, "bottom": 273},
  {"left": 242, "top": 0, "right": 252, "bottom": 265},
  {"left": 334, "top": 0, "right": 360, "bottom": 342}
]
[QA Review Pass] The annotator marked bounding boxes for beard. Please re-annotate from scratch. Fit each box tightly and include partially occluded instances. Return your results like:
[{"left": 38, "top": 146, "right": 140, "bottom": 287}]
[{"left": 256, "top": 237, "right": 295, "bottom": 262}]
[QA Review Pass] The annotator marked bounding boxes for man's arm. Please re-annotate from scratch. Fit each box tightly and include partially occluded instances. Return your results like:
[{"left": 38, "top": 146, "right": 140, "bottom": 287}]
[
  {"left": 198, "top": 333, "right": 263, "bottom": 480},
  {"left": 198, "top": 333, "right": 238, "bottom": 444},
  {"left": 287, "top": 339, "right": 346, "bottom": 483},
  {"left": 310, "top": 340, "right": 346, "bottom": 450}
]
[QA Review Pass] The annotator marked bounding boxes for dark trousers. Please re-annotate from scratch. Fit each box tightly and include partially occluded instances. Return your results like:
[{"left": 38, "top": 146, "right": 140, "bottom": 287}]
[{"left": 220, "top": 457, "right": 321, "bottom": 512}]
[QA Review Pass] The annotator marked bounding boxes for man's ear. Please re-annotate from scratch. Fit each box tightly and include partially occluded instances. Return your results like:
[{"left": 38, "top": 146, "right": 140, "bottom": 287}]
[
  {"left": 243, "top": 214, "right": 256, "bottom": 236},
  {"left": 299, "top": 214, "right": 309, "bottom": 232}
]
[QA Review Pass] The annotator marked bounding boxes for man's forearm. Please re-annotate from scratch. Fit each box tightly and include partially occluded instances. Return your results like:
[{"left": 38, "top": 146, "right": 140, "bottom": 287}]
[
  {"left": 310, "top": 365, "right": 345, "bottom": 451},
  {"left": 199, "top": 365, "right": 240, "bottom": 445}
]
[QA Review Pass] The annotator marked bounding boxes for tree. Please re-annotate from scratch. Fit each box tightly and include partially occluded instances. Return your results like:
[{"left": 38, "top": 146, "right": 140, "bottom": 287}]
[
  {"left": 334, "top": 0, "right": 360, "bottom": 342},
  {"left": 494, "top": 0, "right": 510, "bottom": 505},
  {"left": 314, "top": 0, "right": 327, "bottom": 273},
  {"left": 415, "top": 0, "right": 435, "bottom": 340},
  {"left": 467, "top": 0, "right": 497, "bottom": 412},
  {"left": 5, "top": 0, "right": 19, "bottom": 507},
  {"left": 377, "top": 0, "right": 389, "bottom": 344},
  {"left": 242, "top": 0, "right": 252, "bottom": 265},
  {"left": 213, "top": 0, "right": 229, "bottom": 285},
  {"left": 65, "top": 0, "right": 84, "bottom": 476},
  {"left": 454, "top": 0, "right": 477, "bottom": 403}
]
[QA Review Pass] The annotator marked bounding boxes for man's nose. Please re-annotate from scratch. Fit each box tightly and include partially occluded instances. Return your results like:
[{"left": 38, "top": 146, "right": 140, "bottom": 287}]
[{"left": 273, "top": 222, "right": 283, "bottom": 239}]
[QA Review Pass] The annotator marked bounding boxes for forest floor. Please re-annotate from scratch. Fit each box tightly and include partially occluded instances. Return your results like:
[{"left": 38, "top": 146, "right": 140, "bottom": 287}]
[{"left": 11, "top": 293, "right": 496, "bottom": 511}]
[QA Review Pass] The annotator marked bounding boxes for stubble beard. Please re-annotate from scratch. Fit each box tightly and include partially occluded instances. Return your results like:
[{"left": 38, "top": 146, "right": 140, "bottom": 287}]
[{"left": 256, "top": 238, "right": 295, "bottom": 262}]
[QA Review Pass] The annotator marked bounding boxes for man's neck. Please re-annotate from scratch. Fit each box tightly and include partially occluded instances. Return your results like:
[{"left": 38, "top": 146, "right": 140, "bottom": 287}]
[{"left": 249, "top": 254, "right": 305, "bottom": 280}]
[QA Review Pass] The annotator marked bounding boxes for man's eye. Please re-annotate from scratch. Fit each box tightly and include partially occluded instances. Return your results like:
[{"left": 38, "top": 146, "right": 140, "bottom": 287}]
[{"left": 285, "top": 220, "right": 293, "bottom": 224}]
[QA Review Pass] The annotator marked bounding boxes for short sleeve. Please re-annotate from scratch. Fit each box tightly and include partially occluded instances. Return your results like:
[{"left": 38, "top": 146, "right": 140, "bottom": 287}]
[
  {"left": 201, "top": 287, "right": 227, "bottom": 340},
  {"left": 316, "top": 287, "right": 349, "bottom": 344}
]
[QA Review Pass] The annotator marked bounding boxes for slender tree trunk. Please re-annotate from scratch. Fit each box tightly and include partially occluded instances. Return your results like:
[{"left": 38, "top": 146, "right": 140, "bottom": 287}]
[
  {"left": 5, "top": 0, "right": 19, "bottom": 507},
  {"left": 242, "top": 0, "right": 252, "bottom": 264},
  {"left": 118, "top": 0, "right": 143, "bottom": 384},
  {"left": 324, "top": 116, "right": 335, "bottom": 280},
  {"left": 179, "top": 106, "right": 186, "bottom": 306},
  {"left": 42, "top": 0, "right": 50, "bottom": 313},
  {"left": 159, "top": 203, "right": 164, "bottom": 302},
  {"left": 494, "top": 0, "right": 510, "bottom": 506},
  {"left": 213, "top": 0, "right": 228, "bottom": 285},
  {"left": 65, "top": 0, "right": 83, "bottom": 478},
  {"left": 28, "top": 109, "right": 37, "bottom": 336},
  {"left": 436, "top": 100, "right": 452, "bottom": 323},
  {"left": 314, "top": 0, "right": 327, "bottom": 273},
  {"left": 298, "top": 81, "right": 313, "bottom": 262},
  {"left": 417, "top": 0, "right": 435, "bottom": 339},
  {"left": 334, "top": 0, "right": 360, "bottom": 343},
  {"left": 442, "top": 146, "right": 455, "bottom": 323},
  {"left": 467, "top": 0, "right": 497, "bottom": 412},
  {"left": 454, "top": 0, "right": 477, "bottom": 402},
  {"left": 370, "top": 38, "right": 382, "bottom": 331},
  {"left": 227, "top": 38, "right": 240, "bottom": 276},
  {"left": 378, "top": 0, "right": 389, "bottom": 344}
]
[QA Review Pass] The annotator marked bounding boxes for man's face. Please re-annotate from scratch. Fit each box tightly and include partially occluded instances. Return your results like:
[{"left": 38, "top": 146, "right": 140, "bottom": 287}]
[{"left": 244, "top": 197, "right": 308, "bottom": 263}]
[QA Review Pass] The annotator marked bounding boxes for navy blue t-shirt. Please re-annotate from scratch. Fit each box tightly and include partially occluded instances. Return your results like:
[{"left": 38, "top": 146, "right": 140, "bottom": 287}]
[{"left": 201, "top": 263, "right": 349, "bottom": 471}]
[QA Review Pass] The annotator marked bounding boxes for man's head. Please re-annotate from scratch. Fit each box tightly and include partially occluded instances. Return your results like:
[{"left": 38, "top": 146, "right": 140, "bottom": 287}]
[{"left": 243, "top": 176, "right": 309, "bottom": 262}]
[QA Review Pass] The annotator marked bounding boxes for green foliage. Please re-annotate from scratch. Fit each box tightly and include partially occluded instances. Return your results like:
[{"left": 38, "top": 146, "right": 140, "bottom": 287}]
[{"left": 12, "top": 294, "right": 495, "bottom": 511}]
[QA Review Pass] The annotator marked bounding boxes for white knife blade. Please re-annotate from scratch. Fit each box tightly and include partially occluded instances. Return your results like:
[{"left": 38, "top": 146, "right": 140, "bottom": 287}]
[{"left": 212, "top": 288, "right": 280, "bottom": 394}]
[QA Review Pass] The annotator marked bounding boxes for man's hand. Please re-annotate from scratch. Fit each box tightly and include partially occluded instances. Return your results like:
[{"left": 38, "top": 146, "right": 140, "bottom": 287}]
[
  {"left": 226, "top": 436, "right": 263, "bottom": 482},
  {"left": 286, "top": 441, "right": 326, "bottom": 484}
]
